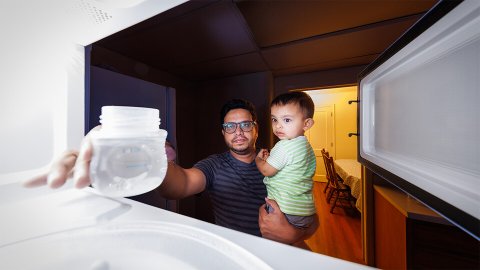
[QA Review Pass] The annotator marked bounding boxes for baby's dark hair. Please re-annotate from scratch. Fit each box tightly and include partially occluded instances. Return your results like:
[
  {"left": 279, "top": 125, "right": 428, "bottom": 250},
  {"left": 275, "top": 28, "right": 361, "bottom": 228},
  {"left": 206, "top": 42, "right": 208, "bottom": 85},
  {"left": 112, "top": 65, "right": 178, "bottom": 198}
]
[
  {"left": 271, "top": 91, "right": 314, "bottom": 118},
  {"left": 220, "top": 99, "right": 257, "bottom": 124}
]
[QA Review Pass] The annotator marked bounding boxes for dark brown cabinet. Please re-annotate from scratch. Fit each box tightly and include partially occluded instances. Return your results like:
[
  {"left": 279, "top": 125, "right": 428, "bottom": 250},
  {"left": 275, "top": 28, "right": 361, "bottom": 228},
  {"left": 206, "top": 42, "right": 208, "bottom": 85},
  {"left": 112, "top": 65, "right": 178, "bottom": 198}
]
[{"left": 374, "top": 185, "right": 479, "bottom": 269}]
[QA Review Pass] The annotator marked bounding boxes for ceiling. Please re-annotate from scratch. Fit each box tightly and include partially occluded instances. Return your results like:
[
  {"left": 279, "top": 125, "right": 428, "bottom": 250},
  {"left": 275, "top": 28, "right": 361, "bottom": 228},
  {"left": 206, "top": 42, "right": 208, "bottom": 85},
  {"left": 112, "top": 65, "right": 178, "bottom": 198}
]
[{"left": 94, "top": 0, "right": 438, "bottom": 82}]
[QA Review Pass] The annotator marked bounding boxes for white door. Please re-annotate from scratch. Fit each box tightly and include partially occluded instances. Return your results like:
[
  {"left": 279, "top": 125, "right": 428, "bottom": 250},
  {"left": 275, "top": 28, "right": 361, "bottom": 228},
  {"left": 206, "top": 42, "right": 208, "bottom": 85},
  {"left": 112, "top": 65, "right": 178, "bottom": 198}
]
[{"left": 306, "top": 105, "right": 335, "bottom": 182}]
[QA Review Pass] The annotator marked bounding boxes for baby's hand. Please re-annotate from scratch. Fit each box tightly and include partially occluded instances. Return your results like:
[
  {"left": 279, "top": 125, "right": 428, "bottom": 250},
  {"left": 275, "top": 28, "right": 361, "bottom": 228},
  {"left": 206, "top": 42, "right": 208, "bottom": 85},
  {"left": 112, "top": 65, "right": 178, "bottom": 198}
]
[
  {"left": 257, "top": 149, "right": 269, "bottom": 161},
  {"left": 165, "top": 141, "right": 176, "bottom": 161}
]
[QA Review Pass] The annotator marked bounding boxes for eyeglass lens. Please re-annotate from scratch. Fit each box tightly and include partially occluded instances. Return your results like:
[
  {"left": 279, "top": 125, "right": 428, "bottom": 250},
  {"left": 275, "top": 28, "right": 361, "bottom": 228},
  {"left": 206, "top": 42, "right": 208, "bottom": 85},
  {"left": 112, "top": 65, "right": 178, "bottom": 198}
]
[{"left": 223, "top": 121, "right": 254, "bottom": 134}]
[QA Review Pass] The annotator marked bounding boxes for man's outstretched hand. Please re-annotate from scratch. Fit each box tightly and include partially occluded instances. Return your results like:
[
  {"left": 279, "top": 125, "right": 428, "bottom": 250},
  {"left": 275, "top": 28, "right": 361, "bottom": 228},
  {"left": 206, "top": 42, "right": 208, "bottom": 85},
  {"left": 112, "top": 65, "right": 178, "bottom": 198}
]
[
  {"left": 23, "top": 133, "right": 94, "bottom": 189},
  {"left": 23, "top": 126, "right": 177, "bottom": 190}
]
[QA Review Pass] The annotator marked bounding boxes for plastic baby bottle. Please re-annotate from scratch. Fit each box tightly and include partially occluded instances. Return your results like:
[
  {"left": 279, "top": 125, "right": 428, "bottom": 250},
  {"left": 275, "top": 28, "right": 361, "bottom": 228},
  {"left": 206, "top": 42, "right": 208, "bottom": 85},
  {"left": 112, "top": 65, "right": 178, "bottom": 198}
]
[{"left": 90, "top": 106, "right": 168, "bottom": 197}]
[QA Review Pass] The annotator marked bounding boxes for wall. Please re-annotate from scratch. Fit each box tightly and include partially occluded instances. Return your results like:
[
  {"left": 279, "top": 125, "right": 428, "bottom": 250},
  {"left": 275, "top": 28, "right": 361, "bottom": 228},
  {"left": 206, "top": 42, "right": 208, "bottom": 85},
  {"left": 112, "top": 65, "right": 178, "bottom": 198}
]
[{"left": 307, "top": 86, "right": 358, "bottom": 159}]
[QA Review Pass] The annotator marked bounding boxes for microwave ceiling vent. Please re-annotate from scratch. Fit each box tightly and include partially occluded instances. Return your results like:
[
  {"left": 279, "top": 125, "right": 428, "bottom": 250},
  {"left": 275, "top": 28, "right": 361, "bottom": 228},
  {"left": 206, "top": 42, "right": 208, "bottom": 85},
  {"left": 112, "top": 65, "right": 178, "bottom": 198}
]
[{"left": 70, "top": 0, "right": 113, "bottom": 25}]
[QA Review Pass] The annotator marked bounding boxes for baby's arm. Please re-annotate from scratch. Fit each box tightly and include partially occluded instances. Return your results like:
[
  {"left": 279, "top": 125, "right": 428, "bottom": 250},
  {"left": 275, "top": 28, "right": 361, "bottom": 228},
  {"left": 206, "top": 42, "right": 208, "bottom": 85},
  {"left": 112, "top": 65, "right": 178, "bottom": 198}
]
[{"left": 255, "top": 149, "right": 278, "bottom": 177}]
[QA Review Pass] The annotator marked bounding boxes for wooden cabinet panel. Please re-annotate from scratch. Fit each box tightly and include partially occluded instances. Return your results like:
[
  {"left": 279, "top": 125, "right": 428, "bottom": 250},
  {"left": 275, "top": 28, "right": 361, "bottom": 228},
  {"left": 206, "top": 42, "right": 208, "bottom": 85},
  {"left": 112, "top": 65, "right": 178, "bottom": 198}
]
[
  {"left": 375, "top": 189, "right": 406, "bottom": 269},
  {"left": 374, "top": 185, "right": 479, "bottom": 270}
]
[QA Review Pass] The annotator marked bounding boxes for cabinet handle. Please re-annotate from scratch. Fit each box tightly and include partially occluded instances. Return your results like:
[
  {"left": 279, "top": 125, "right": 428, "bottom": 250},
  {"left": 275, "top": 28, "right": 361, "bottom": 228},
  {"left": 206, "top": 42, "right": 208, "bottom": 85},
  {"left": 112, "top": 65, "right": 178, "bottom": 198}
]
[
  {"left": 348, "top": 100, "right": 360, "bottom": 104},
  {"left": 348, "top": 133, "right": 359, "bottom": 137}
]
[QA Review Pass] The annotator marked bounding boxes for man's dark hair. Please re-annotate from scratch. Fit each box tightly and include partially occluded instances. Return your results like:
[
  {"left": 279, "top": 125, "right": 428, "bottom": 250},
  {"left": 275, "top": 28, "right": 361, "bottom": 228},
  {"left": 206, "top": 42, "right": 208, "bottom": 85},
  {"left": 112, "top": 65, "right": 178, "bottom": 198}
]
[
  {"left": 220, "top": 99, "right": 257, "bottom": 124},
  {"left": 271, "top": 91, "right": 314, "bottom": 118}
]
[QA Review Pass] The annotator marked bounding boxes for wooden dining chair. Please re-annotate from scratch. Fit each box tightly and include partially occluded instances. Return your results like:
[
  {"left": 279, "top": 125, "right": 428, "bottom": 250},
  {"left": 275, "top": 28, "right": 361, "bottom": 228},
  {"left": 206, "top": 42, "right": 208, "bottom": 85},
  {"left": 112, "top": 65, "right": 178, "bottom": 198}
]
[
  {"left": 320, "top": 149, "right": 331, "bottom": 194},
  {"left": 325, "top": 155, "right": 354, "bottom": 213},
  {"left": 321, "top": 149, "right": 344, "bottom": 196}
]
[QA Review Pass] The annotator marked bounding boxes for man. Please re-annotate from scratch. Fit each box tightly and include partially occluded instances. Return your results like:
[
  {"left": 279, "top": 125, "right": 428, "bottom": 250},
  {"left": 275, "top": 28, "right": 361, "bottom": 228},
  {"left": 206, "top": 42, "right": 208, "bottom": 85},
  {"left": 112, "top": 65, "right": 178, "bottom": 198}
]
[{"left": 26, "top": 99, "right": 317, "bottom": 244}]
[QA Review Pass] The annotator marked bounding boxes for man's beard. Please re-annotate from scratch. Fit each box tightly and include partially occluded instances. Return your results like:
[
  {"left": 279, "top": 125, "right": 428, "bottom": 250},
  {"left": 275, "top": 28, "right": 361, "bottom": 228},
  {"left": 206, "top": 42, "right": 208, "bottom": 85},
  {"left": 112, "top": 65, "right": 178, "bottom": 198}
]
[
  {"left": 227, "top": 136, "right": 255, "bottom": 155},
  {"left": 230, "top": 144, "right": 252, "bottom": 155}
]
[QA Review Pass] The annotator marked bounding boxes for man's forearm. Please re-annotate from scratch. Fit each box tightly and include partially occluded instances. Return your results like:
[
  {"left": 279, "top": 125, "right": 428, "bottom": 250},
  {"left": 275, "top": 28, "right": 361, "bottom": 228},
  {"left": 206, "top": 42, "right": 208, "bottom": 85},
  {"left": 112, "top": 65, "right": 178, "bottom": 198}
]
[
  {"left": 156, "top": 162, "right": 191, "bottom": 199},
  {"left": 258, "top": 200, "right": 319, "bottom": 244}
]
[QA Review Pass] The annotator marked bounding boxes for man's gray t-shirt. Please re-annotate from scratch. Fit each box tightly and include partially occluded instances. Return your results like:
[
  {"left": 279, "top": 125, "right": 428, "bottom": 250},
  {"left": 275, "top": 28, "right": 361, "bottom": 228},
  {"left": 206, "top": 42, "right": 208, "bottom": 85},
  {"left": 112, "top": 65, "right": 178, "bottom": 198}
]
[{"left": 194, "top": 152, "right": 267, "bottom": 236}]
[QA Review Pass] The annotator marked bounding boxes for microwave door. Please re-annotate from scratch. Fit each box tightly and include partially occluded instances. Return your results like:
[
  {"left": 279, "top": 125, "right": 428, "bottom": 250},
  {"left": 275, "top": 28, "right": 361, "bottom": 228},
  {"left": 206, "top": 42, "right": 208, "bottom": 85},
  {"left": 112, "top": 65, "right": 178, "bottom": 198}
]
[{"left": 358, "top": 0, "right": 479, "bottom": 239}]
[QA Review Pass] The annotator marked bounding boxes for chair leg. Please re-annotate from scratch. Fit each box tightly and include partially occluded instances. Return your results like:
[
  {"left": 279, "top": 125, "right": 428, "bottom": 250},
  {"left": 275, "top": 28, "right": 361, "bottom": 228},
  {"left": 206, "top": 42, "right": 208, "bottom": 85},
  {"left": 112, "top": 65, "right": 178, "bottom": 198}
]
[
  {"left": 330, "top": 191, "right": 339, "bottom": 213},
  {"left": 323, "top": 179, "right": 330, "bottom": 193},
  {"left": 326, "top": 188, "right": 334, "bottom": 203},
  {"left": 347, "top": 192, "right": 355, "bottom": 210}
]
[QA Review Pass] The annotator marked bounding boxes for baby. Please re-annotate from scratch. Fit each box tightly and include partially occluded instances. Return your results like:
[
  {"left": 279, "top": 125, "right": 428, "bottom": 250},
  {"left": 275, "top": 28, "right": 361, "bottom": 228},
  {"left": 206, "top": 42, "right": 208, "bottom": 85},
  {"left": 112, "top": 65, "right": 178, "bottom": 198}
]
[{"left": 256, "top": 91, "right": 316, "bottom": 229}]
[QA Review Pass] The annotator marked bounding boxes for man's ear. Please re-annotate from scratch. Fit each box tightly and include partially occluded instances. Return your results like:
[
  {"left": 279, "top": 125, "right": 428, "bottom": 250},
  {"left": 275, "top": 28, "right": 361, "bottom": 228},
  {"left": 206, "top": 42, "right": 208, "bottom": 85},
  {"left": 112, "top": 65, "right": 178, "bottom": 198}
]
[{"left": 303, "top": 118, "right": 314, "bottom": 131}]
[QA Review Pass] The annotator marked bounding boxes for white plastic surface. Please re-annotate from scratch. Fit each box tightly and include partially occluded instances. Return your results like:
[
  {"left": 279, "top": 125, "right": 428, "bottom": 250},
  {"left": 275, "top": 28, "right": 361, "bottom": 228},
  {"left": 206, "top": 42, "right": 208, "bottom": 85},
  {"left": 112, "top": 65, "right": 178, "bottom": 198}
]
[
  {"left": 360, "top": 0, "right": 480, "bottom": 219},
  {"left": 0, "top": 185, "right": 371, "bottom": 270},
  {"left": 0, "top": 0, "right": 187, "bottom": 184},
  {"left": 0, "top": 221, "right": 272, "bottom": 270}
]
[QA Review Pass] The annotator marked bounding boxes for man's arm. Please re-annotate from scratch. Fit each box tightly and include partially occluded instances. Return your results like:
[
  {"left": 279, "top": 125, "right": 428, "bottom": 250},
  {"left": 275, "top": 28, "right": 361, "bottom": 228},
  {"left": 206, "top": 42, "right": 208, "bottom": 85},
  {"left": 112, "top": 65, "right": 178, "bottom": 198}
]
[
  {"left": 157, "top": 162, "right": 206, "bottom": 199},
  {"left": 23, "top": 129, "right": 96, "bottom": 189},
  {"left": 24, "top": 127, "right": 207, "bottom": 199},
  {"left": 258, "top": 198, "right": 318, "bottom": 244}
]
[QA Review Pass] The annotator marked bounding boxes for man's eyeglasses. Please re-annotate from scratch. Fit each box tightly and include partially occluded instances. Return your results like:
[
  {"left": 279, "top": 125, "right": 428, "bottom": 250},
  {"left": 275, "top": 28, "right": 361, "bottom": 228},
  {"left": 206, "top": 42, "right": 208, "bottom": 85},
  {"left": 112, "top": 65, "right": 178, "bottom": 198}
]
[{"left": 222, "top": 121, "right": 256, "bottom": 134}]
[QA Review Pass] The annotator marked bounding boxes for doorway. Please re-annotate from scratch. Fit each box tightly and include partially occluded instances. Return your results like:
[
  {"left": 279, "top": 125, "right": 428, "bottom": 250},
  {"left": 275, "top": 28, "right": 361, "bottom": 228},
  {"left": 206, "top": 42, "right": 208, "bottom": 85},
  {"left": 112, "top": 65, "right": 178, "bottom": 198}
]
[
  {"left": 305, "top": 105, "right": 335, "bottom": 182},
  {"left": 306, "top": 86, "right": 358, "bottom": 160},
  {"left": 303, "top": 86, "right": 363, "bottom": 264}
]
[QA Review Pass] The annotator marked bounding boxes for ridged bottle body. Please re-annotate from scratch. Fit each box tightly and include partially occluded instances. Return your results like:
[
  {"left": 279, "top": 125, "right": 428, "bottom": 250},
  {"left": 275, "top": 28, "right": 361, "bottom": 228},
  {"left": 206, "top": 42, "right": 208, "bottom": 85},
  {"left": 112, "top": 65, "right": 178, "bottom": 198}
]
[{"left": 90, "top": 106, "right": 167, "bottom": 197}]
